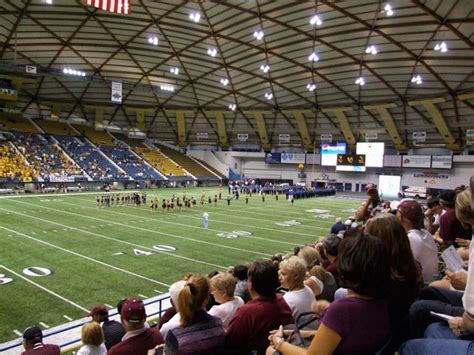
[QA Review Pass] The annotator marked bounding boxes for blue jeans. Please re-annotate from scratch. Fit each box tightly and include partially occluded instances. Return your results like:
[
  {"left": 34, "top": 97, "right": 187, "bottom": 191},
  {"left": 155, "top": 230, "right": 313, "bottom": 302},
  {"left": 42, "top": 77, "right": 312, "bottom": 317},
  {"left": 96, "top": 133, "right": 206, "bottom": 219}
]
[
  {"left": 425, "top": 322, "right": 459, "bottom": 340},
  {"left": 400, "top": 339, "right": 474, "bottom": 354}
]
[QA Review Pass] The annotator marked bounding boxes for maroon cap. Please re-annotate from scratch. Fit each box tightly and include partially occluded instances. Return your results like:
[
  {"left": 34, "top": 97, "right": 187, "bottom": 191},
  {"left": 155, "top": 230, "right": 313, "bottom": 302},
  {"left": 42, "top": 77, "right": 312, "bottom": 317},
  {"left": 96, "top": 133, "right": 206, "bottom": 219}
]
[
  {"left": 397, "top": 199, "right": 424, "bottom": 225},
  {"left": 86, "top": 304, "right": 108, "bottom": 317},
  {"left": 121, "top": 298, "right": 146, "bottom": 323}
]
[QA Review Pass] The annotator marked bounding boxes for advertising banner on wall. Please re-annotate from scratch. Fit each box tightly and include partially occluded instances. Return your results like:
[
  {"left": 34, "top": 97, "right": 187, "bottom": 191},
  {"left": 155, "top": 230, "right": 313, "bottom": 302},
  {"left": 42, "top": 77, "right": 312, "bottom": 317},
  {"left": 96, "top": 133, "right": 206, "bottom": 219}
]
[
  {"left": 281, "top": 153, "right": 305, "bottom": 164},
  {"left": 320, "top": 134, "right": 333, "bottom": 142},
  {"left": 265, "top": 153, "right": 281, "bottom": 164},
  {"left": 111, "top": 81, "right": 122, "bottom": 103},
  {"left": 279, "top": 134, "right": 290, "bottom": 143},
  {"left": 402, "top": 155, "right": 431, "bottom": 168},
  {"left": 237, "top": 133, "right": 248, "bottom": 141},
  {"left": 431, "top": 155, "right": 452, "bottom": 169},
  {"left": 196, "top": 132, "right": 209, "bottom": 140},
  {"left": 412, "top": 131, "right": 426, "bottom": 142}
]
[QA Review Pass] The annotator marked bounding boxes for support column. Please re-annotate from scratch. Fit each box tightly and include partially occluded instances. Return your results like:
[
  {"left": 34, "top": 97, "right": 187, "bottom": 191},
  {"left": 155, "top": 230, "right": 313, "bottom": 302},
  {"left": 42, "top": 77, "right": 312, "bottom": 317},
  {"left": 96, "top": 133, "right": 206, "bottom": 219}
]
[
  {"left": 284, "top": 110, "right": 313, "bottom": 150},
  {"left": 364, "top": 103, "right": 408, "bottom": 151},
  {"left": 166, "top": 110, "right": 194, "bottom": 148},
  {"left": 51, "top": 102, "right": 63, "bottom": 119},
  {"left": 126, "top": 108, "right": 155, "bottom": 131},
  {"left": 244, "top": 111, "right": 272, "bottom": 150},
  {"left": 408, "top": 98, "right": 461, "bottom": 151},
  {"left": 321, "top": 107, "right": 356, "bottom": 149},
  {"left": 205, "top": 111, "right": 229, "bottom": 149}
]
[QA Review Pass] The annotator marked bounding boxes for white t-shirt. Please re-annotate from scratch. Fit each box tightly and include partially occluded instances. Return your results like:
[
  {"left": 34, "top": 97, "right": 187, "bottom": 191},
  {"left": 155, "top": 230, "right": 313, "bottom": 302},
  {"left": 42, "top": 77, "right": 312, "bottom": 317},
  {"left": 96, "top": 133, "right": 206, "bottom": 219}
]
[
  {"left": 407, "top": 229, "right": 439, "bottom": 282},
  {"left": 76, "top": 344, "right": 107, "bottom": 355},
  {"left": 463, "top": 237, "right": 474, "bottom": 315},
  {"left": 160, "top": 312, "right": 181, "bottom": 339},
  {"left": 208, "top": 296, "right": 244, "bottom": 328},
  {"left": 283, "top": 286, "right": 315, "bottom": 321}
]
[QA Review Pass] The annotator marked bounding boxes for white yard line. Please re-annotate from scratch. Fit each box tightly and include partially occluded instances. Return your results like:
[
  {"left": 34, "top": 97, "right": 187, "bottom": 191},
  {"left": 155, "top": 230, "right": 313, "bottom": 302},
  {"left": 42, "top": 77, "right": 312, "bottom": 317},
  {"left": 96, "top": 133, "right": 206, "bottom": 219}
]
[
  {"left": 0, "top": 264, "right": 89, "bottom": 312},
  {"left": 39, "top": 322, "right": 50, "bottom": 329},
  {"left": 7, "top": 200, "right": 272, "bottom": 257},
  {"left": 13, "top": 330, "right": 22, "bottom": 337},
  {"left": 0, "top": 226, "right": 171, "bottom": 287},
  {"left": 63, "top": 315, "right": 73, "bottom": 321},
  {"left": 0, "top": 208, "right": 229, "bottom": 269}
]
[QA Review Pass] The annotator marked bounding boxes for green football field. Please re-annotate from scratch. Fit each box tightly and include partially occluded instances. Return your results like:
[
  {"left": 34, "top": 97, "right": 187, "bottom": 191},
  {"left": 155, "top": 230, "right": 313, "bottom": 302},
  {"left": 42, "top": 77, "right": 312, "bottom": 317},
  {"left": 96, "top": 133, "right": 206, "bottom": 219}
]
[{"left": 0, "top": 187, "right": 362, "bottom": 344}]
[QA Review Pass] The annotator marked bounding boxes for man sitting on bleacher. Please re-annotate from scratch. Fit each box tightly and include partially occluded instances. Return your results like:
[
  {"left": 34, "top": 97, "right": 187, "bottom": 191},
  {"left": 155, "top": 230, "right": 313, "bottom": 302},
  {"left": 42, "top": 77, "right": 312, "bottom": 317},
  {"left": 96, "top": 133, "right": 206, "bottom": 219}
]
[
  {"left": 225, "top": 260, "right": 293, "bottom": 354},
  {"left": 108, "top": 298, "right": 163, "bottom": 355},
  {"left": 21, "top": 326, "right": 60, "bottom": 355}
]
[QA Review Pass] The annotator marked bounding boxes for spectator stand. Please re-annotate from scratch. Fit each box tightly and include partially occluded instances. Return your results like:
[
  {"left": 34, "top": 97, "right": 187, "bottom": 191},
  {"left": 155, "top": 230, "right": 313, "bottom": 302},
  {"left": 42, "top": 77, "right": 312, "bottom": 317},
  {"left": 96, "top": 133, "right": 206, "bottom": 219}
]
[{"left": 0, "top": 294, "right": 171, "bottom": 355}]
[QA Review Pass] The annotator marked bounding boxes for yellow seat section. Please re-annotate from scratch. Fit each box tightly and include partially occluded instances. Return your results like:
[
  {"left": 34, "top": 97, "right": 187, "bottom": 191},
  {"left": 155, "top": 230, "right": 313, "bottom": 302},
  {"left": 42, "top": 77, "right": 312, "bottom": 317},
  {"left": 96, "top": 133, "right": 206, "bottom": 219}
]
[
  {"left": 36, "top": 119, "right": 78, "bottom": 136},
  {"left": 0, "top": 142, "right": 36, "bottom": 179},
  {"left": 135, "top": 146, "right": 187, "bottom": 176},
  {"left": 155, "top": 144, "right": 215, "bottom": 177},
  {"left": 72, "top": 124, "right": 115, "bottom": 146},
  {"left": 0, "top": 112, "right": 39, "bottom": 133}
]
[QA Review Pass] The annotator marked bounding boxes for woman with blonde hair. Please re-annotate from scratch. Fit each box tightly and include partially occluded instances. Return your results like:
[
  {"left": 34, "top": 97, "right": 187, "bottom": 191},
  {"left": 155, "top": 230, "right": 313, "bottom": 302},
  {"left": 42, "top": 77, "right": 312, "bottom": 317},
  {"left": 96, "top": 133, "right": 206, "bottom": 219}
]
[
  {"left": 308, "top": 265, "right": 337, "bottom": 302},
  {"left": 164, "top": 274, "right": 225, "bottom": 355},
  {"left": 208, "top": 272, "right": 244, "bottom": 329},
  {"left": 76, "top": 322, "right": 107, "bottom": 355}
]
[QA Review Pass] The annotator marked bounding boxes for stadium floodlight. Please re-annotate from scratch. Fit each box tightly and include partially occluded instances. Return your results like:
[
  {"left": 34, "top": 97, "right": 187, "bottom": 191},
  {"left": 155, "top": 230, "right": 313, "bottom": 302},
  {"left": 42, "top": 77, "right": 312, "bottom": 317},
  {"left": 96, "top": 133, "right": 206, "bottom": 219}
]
[
  {"left": 264, "top": 92, "right": 273, "bottom": 100},
  {"left": 207, "top": 48, "right": 217, "bottom": 57},
  {"left": 260, "top": 64, "right": 270, "bottom": 73},
  {"left": 189, "top": 12, "right": 201, "bottom": 23},
  {"left": 310, "top": 14, "right": 322, "bottom": 26},
  {"left": 308, "top": 52, "right": 319, "bottom": 62},
  {"left": 253, "top": 30, "right": 264, "bottom": 40},
  {"left": 170, "top": 67, "right": 179, "bottom": 75},
  {"left": 365, "top": 45, "right": 378, "bottom": 55},
  {"left": 220, "top": 78, "right": 229, "bottom": 86},
  {"left": 306, "top": 83, "right": 316, "bottom": 91},
  {"left": 228, "top": 103, "right": 237, "bottom": 111},
  {"left": 411, "top": 75, "right": 422, "bottom": 85},
  {"left": 355, "top": 77, "right": 365, "bottom": 86}
]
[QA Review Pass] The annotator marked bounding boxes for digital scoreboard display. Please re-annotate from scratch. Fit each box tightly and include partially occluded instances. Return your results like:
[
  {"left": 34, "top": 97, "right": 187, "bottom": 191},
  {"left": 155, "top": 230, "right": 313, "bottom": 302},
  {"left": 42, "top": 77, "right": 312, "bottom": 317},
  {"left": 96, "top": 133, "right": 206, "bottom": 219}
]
[{"left": 336, "top": 154, "right": 366, "bottom": 172}]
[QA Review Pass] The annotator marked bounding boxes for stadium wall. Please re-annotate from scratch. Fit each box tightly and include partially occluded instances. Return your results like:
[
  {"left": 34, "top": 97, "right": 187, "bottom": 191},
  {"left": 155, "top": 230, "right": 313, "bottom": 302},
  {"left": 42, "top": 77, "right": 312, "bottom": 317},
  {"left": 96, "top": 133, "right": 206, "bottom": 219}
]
[{"left": 214, "top": 152, "right": 473, "bottom": 190}]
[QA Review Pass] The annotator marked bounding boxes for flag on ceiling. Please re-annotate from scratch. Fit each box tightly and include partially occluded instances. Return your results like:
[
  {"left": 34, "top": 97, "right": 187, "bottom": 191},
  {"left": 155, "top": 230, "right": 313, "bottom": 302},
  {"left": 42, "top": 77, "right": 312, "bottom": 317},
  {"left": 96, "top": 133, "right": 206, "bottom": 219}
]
[{"left": 84, "top": 0, "right": 131, "bottom": 15}]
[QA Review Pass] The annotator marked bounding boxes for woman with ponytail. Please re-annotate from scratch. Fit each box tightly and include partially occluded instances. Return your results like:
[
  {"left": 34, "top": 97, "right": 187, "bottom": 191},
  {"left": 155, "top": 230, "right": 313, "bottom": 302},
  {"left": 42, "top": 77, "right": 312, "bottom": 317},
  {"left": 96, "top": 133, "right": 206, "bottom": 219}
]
[{"left": 164, "top": 274, "right": 225, "bottom": 355}]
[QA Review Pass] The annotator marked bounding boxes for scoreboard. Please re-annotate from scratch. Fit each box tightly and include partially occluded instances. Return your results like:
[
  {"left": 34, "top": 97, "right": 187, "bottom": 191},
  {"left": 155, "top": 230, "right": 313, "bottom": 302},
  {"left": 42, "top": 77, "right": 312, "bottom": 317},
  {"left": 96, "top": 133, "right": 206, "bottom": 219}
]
[{"left": 336, "top": 154, "right": 366, "bottom": 172}]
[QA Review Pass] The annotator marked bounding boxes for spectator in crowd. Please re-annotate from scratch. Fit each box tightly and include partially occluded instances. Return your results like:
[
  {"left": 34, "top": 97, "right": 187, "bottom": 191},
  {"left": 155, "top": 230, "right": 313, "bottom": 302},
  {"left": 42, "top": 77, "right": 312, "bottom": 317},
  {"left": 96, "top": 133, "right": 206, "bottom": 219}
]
[
  {"left": 424, "top": 198, "right": 443, "bottom": 235},
  {"left": 437, "top": 190, "right": 472, "bottom": 247},
  {"left": 108, "top": 298, "right": 163, "bottom": 355},
  {"left": 76, "top": 322, "right": 107, "bottom": 355},
  {"left": 320, "top": 234, "right": 341, "bottom": 282},
  {"left": 366, "top": 213, "right": 423, "bottom": 348},
  {"left": 396, "top": 199, "right": 439, "bottom": 283},
  {"left": 267, "top": 233, "right": 391, "bottom": 355},
  {"left": 164, "top": 274, "right": 225, "bottom": 355},
  {"left": 86, "top": 304, "right": 125, "bottom": 350},
  {"left": 296, "top": 245, "right": 321, "bottom": 271},
  {"left": 232, "top": 264, "right": 251, "bottom": 303},
  {"left": 307, "top": 265, "right": 337, "bottom": 302},
  {"left": 208, "top": 272, "right": 244, "bottom": 329},
  {"left": 355, "top": 183, "right": 384, "bottom": 222},
  {"left": 401, "top": 180, "right": 474, "bottom": 354},
  {"left": 279, "top": 256, "right": 316, "bottom": 327},
  {"left": 330, "top": 217, "right": 346, "bottom": 235},
  {"left": 21, "top": 326, "right": 60, "bottom": 355},
  {"left": 160, "top": 280, "right": 186, "bottom": 339},
  {"left": 225, "top": 260, "right": 293, "bottom": 354}
]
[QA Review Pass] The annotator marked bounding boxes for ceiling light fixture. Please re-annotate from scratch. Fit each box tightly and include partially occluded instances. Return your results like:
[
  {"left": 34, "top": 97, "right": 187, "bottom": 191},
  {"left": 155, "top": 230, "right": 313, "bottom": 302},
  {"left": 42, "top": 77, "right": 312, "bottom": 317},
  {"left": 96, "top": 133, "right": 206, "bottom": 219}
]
[
  {"left": 189, "top": 13, "right": 201, "bottom": 23},
  {"left": 207, "top": 48, "right": 217, "bottom": 57},
  {"left": 365, "top": 45, "right": 378, "bottom": 55},
  {"left": 253, "top": 30, "right": 264, "bottom": 40},
  {"left": 264, "top": 92, "right": 273, "bottom": 100},
  {"left": 411, "top": 75, "right": 422, "bottom": 85},
  {"left": 148, "top": 36, "right": 158, "bottom": 46},
  {"left": 306, "top": 83, "right": 317, "bottom": 91},
  {"left": 355, "top": 77, "right": 365, "bottom": 86},
  {"left": 434, "top": 42, "right": 448, "bottom": 53},
  {"left": 44, "top": 0, "right": 53, "bottom": 4},
  {"left": 229, "top": 103, "right": 237, "bottom": 111},
  {"left": 310, "top": 15, "right": 322, "bottom": 26},
  {"left": 160, "top": 85, "right": 175, "bottom": 92},
  {"left": 308, "top": 52, "right": 319, "bottom": 62},
  {"left": 220, "top": 78, "right": 229, "bottom": 86},
  {"left": 63, "top": 68, "right": 86, "bottom": 77},
  {"left": 260, "top": 64, "right": 270, "bottom": 73},
  {"left": 383, "top": 4, "right": 394, "bottom": 16},
  {"left": 170, "top": 67, "right": 179, "bottom": 75}
]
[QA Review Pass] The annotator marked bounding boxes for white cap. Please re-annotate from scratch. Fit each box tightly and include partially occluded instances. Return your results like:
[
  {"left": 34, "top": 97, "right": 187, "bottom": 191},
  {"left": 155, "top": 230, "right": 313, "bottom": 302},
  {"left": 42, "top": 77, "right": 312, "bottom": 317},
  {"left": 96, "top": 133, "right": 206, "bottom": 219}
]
[{"left": 344, "top": 219, "right": 352, "bottom": 226}]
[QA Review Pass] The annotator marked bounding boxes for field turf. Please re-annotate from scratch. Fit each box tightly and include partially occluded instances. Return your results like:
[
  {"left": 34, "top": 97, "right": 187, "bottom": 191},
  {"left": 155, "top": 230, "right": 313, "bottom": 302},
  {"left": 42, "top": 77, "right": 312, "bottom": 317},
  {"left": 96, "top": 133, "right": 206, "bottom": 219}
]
[{"left": 0, "top": 187, "right": 362, "bottom": 344}]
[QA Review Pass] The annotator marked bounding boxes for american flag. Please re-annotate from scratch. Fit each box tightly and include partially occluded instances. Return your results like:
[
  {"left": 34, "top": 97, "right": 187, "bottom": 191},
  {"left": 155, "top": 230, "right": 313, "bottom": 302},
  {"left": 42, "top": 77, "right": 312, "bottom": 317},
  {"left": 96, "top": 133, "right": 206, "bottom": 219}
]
[{"left": 84, "top": 0, "right": 131, "bottom": 15}]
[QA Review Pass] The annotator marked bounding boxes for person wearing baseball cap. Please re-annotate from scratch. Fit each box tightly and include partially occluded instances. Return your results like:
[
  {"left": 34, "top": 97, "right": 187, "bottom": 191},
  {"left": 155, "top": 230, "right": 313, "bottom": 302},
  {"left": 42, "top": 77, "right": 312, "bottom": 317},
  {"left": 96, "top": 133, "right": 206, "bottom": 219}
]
[
  {"left": 86, "top": 304, "right": 125, "bottom": 350},
  {"left": 397, "top": 199, "right": 439, "bottom": 282},
  {"left": 108, "top": 298, "right": 163, "bottom": 355},
  {"left": 22, "top": 326, "right": 60, "bottom": 355},
  {"left": 355, "top": 183, "right": 384, "bottom": 223}
]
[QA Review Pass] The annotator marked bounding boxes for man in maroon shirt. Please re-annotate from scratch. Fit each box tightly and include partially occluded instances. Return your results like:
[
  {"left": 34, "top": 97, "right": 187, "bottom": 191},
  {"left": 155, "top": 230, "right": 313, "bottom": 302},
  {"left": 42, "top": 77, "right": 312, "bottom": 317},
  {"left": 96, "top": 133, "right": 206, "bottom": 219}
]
[
  {"left": 108, "top": 298, "right": 164, "bottom": 355},
  {"left": 225, "top": 260, "right": 293, "bottom": 354},
  {"left": 21, "top": 326, "right": 60, "bottom": 355},
  {"left": 438, "top": 190, "right": 472, "bottom": 246}
]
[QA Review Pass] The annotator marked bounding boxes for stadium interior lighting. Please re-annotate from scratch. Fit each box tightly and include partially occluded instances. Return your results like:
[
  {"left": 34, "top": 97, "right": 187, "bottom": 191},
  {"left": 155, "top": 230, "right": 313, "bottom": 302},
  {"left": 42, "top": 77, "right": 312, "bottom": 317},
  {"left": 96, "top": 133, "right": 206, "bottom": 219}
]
[
  {"left": 148, "top": 36, "right": 158, "bottom": 46},
  {"left": 228, "top": 103, "right": 237, "bottom": 111},
  {"left": 411, "top": 75, "right": 422, "bottom": 85},
  {"left": 434, "top": 42, "right": 448, "bottom": 52},
  {"left": 306, "top": 83, "right": 316, "bottom": 91},
  {"left": 160, "top": 85, "right": 175, "bottom": 92},
  {"left": 170, "top": 67, "right": 179, "bottom": 75},
  {"left": 260, "top": 64, "right": 270, "bottom": 73},
  {"left": 355, "top": 77, "right": 365, "bottom": 86},
  {"left": 220, "top": 78, "right": 229, "bottom": 86},
  {"left": 253, "top": 30, "right": 264, "bottom": 40},
  {"left": 365, "top": 45, "right": 378, "bottom": 55},
  {"left": 189, "top": 12, "right": 201, "bottom": 22},
  {"left": 310, "top": 14, "right": 322, "bottom": 26},
  {"left": 383, "top": 4, "right": 394, "bottom": 16},
  {"left": 308, "top": 52, "right": 319, "bottom": 62},
  {"left": 207, "top": 48, "right": 217, "bottom": 57},
  {"left": 264, "top": 92, "right": 273, "bottom": 100},
  {"left": 63, "top": 68, "right": 86, "bottom": 76}
]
